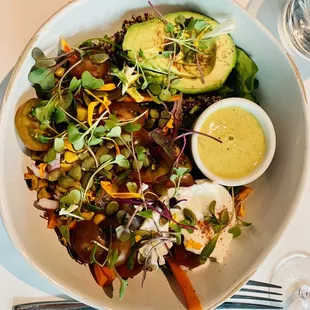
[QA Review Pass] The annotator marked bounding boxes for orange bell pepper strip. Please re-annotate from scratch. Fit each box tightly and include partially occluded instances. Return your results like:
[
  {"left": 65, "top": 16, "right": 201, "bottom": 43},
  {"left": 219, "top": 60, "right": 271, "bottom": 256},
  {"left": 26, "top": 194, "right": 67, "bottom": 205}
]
[
  {"left": 166, "top": 257, "right": 203, "bottom": 310},
  {"left": 102, "top": 266, "right": 116, "bottom": 281}
]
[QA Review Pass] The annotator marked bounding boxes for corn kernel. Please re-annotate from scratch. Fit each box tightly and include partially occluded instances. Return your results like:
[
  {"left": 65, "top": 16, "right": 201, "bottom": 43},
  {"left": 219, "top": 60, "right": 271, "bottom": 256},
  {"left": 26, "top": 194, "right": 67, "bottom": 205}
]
[
  {"left": 64, "top": 151, "right": 79, "bottom": 163},
  {"left": 93, "top": 214, "right": 106, "bottom": 225},
  {"left": 81, "top": 211, "right": 95, "bottom": 220},
  {"left": 55, "top": 67, "right": 65, "bottom": 77}
]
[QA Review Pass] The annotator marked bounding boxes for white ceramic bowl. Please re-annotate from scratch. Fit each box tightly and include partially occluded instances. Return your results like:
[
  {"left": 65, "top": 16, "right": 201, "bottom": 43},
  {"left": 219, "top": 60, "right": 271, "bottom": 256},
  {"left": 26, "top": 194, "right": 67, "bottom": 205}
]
[
  {"left": 0, "top": 1, "right": 308, "bottom": 309},
  {"left": 191, "top": 98, "right": 276, "bottom": 186}
]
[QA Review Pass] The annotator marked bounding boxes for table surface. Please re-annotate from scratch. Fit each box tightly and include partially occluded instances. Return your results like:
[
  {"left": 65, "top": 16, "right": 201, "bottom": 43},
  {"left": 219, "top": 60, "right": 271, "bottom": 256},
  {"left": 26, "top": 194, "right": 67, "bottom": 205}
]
[{"left": 0, "top": 0, "right": 309, "bottom": 309}]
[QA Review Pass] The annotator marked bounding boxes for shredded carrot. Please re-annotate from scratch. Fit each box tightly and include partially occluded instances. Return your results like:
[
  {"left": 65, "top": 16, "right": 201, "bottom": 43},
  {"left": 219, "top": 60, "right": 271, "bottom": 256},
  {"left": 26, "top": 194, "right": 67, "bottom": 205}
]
[
  {"left": 88, "top": 101, "right": 99, "bottom": 126},
  {"left": 94, "top": 264, "right": 110, "bottom": 287},
  {"left": 166, "top": 257, "right": 203, "bottom": 310},
  {"left": 97, "top": 83, "right": 116, "bottom": 91},
  {"left": 236, "top": 202, "right": 245, "bottom": 217},
  {"left": 235, "top": 187, "right": 253, "bottom": 203},
  {"left": 102, "top": 266, "right": 116, "bottom": 281},
  {"left": 100, "top": 181, "right": 142, "bottom": 199},
  {"left": 47, "top": 210, "right": 58, "bottom": 229},
  {"left": 122, "top": 94, "right": 182, "bottom": 103},
  {"left": 85, "top": 89, "right": 111, "bottom": 113},
  {"left": 60, "top": 37, "right": 78, "bottom": 62}
]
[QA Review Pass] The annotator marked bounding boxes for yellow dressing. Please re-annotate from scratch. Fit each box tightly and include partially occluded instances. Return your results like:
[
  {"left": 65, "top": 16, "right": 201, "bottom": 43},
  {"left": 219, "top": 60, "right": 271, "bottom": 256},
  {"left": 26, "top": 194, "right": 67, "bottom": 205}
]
[{"left": 198, "top": 107, "right": 266, "bottom": 179}]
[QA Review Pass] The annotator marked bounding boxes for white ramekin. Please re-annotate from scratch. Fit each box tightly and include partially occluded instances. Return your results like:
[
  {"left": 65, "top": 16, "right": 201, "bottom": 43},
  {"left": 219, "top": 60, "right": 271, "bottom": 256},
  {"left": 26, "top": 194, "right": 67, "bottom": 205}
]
[{"left": 191, "top": 97, "right": 276, "bottom": 186}]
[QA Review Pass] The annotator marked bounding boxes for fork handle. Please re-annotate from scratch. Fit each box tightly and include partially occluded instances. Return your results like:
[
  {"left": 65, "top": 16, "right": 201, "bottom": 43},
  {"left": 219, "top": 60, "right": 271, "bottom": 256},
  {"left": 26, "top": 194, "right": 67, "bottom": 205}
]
[{"left": 13, "top": 301, "right": 93, "bottom": 310}]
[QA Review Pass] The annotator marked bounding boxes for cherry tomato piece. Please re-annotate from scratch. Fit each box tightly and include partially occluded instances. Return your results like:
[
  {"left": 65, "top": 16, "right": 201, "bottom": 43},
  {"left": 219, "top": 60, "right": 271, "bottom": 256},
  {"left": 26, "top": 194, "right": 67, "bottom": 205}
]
[
  {"left": 71, "top": 220, "right": 107, "bottom": 264},
  {"left": 14, "top": 98, "right": 53, "bottom": 151}
]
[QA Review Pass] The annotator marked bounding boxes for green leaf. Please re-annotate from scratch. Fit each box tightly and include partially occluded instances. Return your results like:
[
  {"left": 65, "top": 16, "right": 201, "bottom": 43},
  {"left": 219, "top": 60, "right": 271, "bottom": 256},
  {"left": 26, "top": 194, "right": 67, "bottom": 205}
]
[
  {"left": 137, "top": 210, "right": 153, "bottom": 219},
  {"left": 59, "top": 91, "right": 73, "bottom": 110},
  {"left": 53, "top": 137, "right": 64, "bottom": 152},
  {"left": 174, "top": 14, "right": 186, "bottom": 27},
  {"left": 126, "top": 252, "right": 135, "bottom": 270},
  {"left": 208, "top": 200, "right": 216, "bottom": 216},
  {"left": 186, "top": 17, "right": 196, "bottom": 31},
  {"left": 60, "top": 189, "right": 81, "bottom": 205},
  {"left": 123, "top": 123, "right": 141, "bottom": 133},
  {"left": 108, "top": 249, "right": 119, "bottom": 268},
  {"left": 37, "top": 134, "right": 50, "bottom": 144},
  {"left": 159, "top": 88, "right": 173, "bottom": 102},
  {"left": 58, "top": 225, "right": 71, "bottom": 246},
  {"left": 89, "top": 53, "right": 109, "bottom": 64},
  {"left": 165, "top": 22, "right": 175, "bottom": 33},
  {"left": 175, "top": 167, "right": 189, "bottom": 178},
  {"left": 228, "top": 225, "right": 241, "bottom": 238},
  {"left": 33, "top": 98, "right": 56, "bottom": 125},
  {"left": 106, "top": 125, "right": 121, "bottom": 138},
  {"left": 88, "top": 136, "right": 102, "bottom": 146},
  {"left": 73, "top": 138, "right": 85, "bottom": 151},
  {"left": 67, "top": 124, "right": 82, "bottom": 144},
  {"left": 119, "top": 278, "right": 128, "bottom": 300},
  {"left": 31, "top": 48, "right": 56, "bottom": 68},
  {"left": 43, "top": 148, "right": 56, "bottom": 163},
  {"left": 29, "top": 68, "right": 55, "bottom": 91},
  {"left": 200, "top": 234, "right": 220, "bottom": 262},
  {"left": 54, "top": 108, "right": 67, "bottom": 124},
  {"left": 239, "top": 219, "right": 252, "bottom": 227},
  {"left": 219, "top": 209, "right": 229, "bottom": 225},
  {"left": 135, "top": 145, "right": 146, "bottom": 162},
  {"left": 126, "top": 181, "right": 138, "bottom": 193},
  {"left": 180, "top": 219, "right": 194, "bottom": 234},
  {"left": 194, "top": 19, "right": 211, "bottom": 33},
  {"left": 99, "top": 154, "right": 114, "bottom": 164},
  {"left": 69, "top": 77, "right": 81, "bottom": 92},
  {"left": 114, "top": 154, "right": 130, "bottom": 169},
  {"left": 94, "top": 126, "right": 107, "bottom": 137},
  {"left": 81, "top": 71, "right": 104, "bottom": 90},
  {"left": 212, "top": 224, "right": 224, "bottom": 234}
]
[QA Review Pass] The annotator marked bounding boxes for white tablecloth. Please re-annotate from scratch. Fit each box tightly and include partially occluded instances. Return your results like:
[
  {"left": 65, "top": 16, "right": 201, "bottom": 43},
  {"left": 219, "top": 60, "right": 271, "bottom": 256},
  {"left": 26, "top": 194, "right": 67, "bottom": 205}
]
[{"left": 0, "top": 0, "right": 309, "bottom": 309}]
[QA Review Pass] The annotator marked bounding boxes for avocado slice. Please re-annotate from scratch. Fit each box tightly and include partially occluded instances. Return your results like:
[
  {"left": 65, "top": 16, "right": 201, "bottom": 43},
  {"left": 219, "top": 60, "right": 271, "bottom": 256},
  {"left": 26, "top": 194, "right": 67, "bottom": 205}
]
[{"left": 123, "top": 11, "right": 237, "bottom": 94}]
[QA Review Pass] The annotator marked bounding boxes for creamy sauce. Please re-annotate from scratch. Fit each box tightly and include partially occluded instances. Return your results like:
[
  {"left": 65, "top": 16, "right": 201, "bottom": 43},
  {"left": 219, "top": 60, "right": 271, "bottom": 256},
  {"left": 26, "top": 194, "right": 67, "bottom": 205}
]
[{"left": 198, "top": 107, "right": 266, "bottom": 179}]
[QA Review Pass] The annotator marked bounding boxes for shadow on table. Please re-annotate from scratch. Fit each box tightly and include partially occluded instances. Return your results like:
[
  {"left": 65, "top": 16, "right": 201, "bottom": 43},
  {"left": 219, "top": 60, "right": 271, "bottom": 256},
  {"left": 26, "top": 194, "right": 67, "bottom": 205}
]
[{"left": 0, "top": 72, "right": 68, "bottom": 299}]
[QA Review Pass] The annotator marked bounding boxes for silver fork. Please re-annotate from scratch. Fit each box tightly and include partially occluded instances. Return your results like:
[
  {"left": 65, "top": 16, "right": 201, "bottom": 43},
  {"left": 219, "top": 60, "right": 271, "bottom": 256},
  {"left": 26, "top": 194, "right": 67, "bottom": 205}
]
[
  {"left": 13, "top": 280, "right": 283, "bottom": 310},
  {"left": 216, "top": 280, "right": 283, "bottom": 309}
]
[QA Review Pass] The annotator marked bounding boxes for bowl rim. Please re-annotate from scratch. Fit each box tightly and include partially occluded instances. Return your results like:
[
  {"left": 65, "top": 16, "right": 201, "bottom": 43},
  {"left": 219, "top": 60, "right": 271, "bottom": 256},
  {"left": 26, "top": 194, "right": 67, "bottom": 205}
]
[
  {"left": 0, "top": 0, "right": 309, "bottom": 309},
  {"left": 191, "top": 97, "right": 276, "bottom": 186}
]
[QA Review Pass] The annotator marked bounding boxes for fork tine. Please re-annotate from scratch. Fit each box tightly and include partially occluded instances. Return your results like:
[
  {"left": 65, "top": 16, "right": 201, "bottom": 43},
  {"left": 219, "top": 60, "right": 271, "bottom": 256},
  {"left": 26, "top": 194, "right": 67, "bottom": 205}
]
[
  {"left": 247, "top": 280, "right": 282, "bottom": 289},
  {"left": 216, "top": 302, "right": 283, "bottom": 309},
  {"left": 240, "top": 288, "right": 283, "bottom": 296},
  {"left": 231, "top": 294, "right": 282, "bottom": 303}
]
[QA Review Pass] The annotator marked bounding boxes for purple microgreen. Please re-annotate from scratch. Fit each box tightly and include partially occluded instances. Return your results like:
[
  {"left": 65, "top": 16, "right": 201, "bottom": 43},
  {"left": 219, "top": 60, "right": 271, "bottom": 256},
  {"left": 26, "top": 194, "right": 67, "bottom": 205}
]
[
  {"left": 171, "top": 96, "right": 183, "bottom": 139},
  {"left": 150, "top": 129, "right": 178, "bottom": 158},
  {"left": 179, "top": 128, "right": 223, "bottom": 144},
  {"left": 148, "top": 1, "right": 167, "bottom": 25},
  {"left": 174, "top": 134, "right": 186, "bottom": 168}
]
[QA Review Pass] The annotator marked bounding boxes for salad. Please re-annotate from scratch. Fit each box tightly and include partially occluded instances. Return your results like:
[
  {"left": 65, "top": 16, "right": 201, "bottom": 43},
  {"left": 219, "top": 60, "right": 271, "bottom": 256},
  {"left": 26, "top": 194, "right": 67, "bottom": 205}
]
[{"left": 15, "top": 3, "right": 259, "bottom": 309}]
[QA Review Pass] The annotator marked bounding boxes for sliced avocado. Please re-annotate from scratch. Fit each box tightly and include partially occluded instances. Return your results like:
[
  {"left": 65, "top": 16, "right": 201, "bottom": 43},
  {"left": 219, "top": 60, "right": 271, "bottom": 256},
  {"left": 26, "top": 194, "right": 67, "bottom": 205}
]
[{"left": 123, "top": 11, "right": 237, "bottom": 94}]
